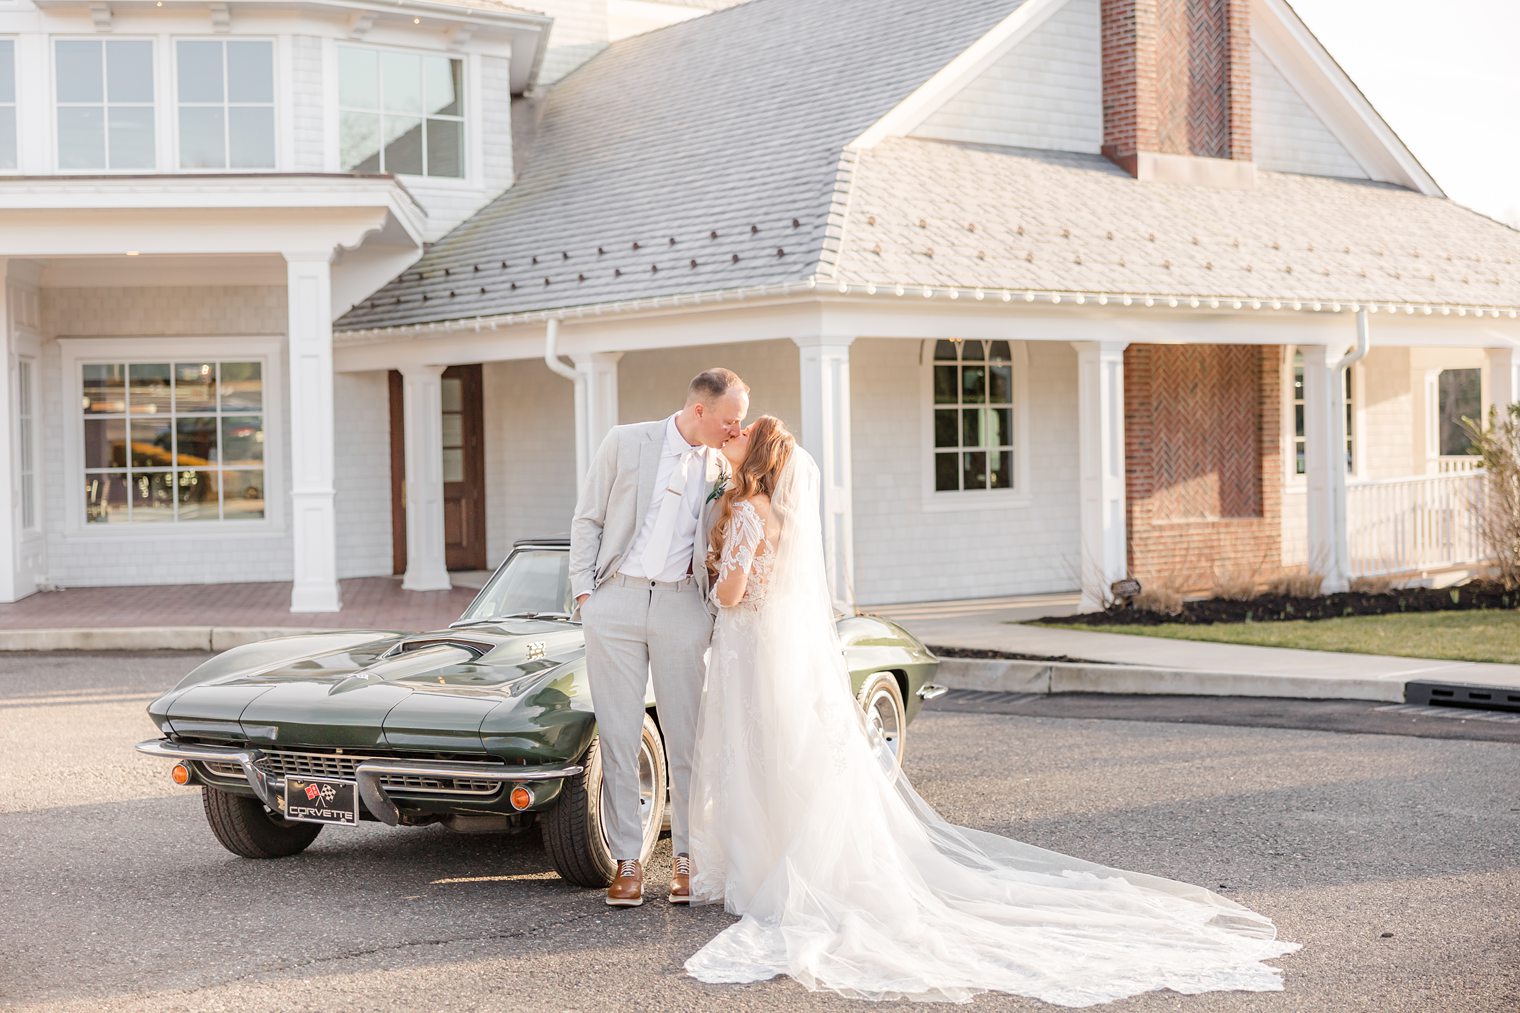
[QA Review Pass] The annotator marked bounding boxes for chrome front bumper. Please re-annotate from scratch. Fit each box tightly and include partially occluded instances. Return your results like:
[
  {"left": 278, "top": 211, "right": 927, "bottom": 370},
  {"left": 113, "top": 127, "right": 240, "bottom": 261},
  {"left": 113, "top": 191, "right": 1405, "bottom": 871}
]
[{"left": 135, "top": 738, "right": 584, "bottom": 827}]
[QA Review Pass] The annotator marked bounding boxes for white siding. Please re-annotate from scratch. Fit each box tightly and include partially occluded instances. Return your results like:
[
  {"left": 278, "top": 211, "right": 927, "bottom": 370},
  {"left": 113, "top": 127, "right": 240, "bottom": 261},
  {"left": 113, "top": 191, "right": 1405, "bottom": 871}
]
[
  {"left": 39, "top": 286, "right": 297, "bottom": 587},
  {"left": 616, "top": 339, "right": 800, "bottom": 427},
  {"left": 911, "top": 0, "right": 1102, "bottom": 154},
  {"left": 529, "top": 0, "right": 611, "bottom": 84},
  {"left": 483, "top": 359, "right": 578, "bottom": 567},
  {"left": 1252, "top": 42, "right": 1367, "bottom": 179},
  {"left": 333, "top": 370, "right": 394, "bottom": 578},
  {"left": 289, "top": 35, "right": 326, "bottom": 172},
  {"left": 851, "top": 339, "right": 1081, "bottom": 604}
]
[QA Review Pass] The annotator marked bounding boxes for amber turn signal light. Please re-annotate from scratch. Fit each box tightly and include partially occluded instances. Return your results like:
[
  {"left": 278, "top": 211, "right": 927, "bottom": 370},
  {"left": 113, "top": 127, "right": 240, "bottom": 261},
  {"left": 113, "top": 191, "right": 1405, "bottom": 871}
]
[
  {"left": 509, "top": 785, "right": 533, "bottom": 810},
  {"left": 171, "top": 762, "right": 191, "bottom": 785}
]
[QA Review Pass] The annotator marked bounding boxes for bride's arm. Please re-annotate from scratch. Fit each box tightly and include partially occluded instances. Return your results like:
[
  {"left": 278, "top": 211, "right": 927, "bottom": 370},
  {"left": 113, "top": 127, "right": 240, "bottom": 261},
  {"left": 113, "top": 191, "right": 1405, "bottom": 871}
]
[{"left": 713, "top": 499, "right": 768, "bottom": 607}]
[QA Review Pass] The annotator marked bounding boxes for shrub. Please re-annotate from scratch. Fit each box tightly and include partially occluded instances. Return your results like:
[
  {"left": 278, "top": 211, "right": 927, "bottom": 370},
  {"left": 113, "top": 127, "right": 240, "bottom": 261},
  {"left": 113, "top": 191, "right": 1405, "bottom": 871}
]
[
  {"left": 1462, "top": 404, "right": 1520, "bottom": 590},
  {"left": 1349, "top": 574, "right": 1397, "bottom": 594},
  {"left": 1266, "top": 568, "right": 1325, "bottom": 598}
]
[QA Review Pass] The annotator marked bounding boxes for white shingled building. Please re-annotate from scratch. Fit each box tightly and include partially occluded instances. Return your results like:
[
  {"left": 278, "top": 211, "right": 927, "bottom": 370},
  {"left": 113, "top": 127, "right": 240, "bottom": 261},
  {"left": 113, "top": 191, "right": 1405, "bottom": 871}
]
[{"left": 2, "top": 0, "right": 1518, "bottom": 613}]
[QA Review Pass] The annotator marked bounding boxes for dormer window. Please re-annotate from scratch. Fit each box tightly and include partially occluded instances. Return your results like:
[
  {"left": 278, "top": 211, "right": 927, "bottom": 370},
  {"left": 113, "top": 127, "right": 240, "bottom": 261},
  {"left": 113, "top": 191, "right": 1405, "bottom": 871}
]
[
  {"left": 338, "top": 45, "right": 464, "bottom": 179},
  {"left": 55, "top": 39, "right": 155, "bottom": 170},
  {"left": 176, "top": 40, "right": 275, "bottom": 170}
]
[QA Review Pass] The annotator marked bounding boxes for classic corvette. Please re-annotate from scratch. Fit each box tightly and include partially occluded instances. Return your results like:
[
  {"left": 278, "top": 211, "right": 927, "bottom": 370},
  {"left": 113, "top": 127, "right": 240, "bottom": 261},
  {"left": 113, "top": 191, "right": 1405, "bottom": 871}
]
[{"left": 136, "top": 538, "right": 944, "bottom": 886}]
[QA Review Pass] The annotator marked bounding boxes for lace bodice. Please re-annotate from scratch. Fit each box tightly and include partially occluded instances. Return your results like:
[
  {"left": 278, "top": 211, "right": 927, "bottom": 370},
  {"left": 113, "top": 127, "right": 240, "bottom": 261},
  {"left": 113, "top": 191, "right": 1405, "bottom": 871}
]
[{"left": 710, "top": 499, "right": 773, "bottom": 609}]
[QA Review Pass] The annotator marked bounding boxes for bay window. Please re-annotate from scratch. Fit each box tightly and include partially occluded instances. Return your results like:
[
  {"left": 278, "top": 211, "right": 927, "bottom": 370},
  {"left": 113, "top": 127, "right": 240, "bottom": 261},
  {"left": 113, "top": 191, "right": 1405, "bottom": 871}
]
[
  {"left": 338, "top": 45, "right": 464, "bottom": 178},
  {"left": 56, "top": 39, "right": 155, "bottom": 170},
  {"left": 177, "top": 40, "right": 276, "bottom": 169}
]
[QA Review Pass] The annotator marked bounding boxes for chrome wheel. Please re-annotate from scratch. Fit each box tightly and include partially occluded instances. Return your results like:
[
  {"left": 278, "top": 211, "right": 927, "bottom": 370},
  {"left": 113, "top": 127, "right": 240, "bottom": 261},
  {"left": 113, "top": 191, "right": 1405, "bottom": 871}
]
[{"left": 858, "top": 672, "right": 908, "bottom": 767}]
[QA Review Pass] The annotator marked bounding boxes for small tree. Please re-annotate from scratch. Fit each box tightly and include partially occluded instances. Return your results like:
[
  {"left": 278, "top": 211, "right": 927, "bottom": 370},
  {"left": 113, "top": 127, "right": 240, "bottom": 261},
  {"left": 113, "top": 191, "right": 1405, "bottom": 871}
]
[{"left": 1462, "top": 404, "right": 1520, "bottom": 590}]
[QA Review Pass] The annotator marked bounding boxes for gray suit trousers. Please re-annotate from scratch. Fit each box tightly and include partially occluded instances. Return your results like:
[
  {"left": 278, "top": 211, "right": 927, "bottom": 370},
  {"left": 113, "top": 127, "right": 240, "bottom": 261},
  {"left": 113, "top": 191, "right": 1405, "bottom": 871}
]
[{"left": 582, "top": 575, "right": 712, "bottom": 860}]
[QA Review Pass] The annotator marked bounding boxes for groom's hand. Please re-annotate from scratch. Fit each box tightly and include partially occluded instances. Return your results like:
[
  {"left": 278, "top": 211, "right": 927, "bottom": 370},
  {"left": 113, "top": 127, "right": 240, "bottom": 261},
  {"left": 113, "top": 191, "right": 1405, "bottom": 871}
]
[{"left": 576, "top": 594, "right": 590, "bottom": 607}]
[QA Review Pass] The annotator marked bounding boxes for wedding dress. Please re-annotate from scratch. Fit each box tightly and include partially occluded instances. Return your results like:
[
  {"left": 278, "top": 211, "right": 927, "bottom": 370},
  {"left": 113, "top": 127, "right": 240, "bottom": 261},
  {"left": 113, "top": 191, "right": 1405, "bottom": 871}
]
[{"left": 684, "top": 449, "right": 1298, "bottom": 1006}]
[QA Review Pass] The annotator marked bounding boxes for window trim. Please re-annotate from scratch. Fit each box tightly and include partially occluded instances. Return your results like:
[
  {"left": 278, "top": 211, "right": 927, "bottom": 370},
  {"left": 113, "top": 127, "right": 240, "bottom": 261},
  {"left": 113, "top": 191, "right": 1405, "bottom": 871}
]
[
  {"left": 329, "top": 39, "right": 472, "bottom": 184},
  {"left": 16, "top": 353, "right": 39, "bottom": 533},
  {"left": 59, "top": 336, "right": 286, "bottom": 538},
  {"left": 170, "top": 35, "right": 280, "bottom": 173},
  {"left": 918, "top": 338, "right": 1032, "bottom": 512},
  {"left": 0, "top": 37, "right": 17, "bottom": 173},
  {"left": 1283, "top": 345, "right": 1362, "bottom": 485},
  {"left": 51, "top": 35, "right": 160, "bottom": 173}
]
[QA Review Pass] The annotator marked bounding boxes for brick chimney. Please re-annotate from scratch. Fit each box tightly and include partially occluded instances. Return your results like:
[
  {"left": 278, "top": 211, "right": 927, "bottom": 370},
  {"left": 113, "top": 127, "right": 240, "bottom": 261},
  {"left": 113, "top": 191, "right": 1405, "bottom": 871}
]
[{"left": 1100, "top": 0, "right": 1254, "bottom": 186}]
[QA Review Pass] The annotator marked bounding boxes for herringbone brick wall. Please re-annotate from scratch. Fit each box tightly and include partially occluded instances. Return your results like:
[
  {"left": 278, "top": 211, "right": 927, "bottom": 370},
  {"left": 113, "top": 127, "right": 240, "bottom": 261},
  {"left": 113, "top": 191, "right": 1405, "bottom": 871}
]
[
  {"left": 1125, "top": 344, "right": 1281, "bottom": 589},
  {"left": 1102, "top": 0, "right": 1252, "bottom": 165}
]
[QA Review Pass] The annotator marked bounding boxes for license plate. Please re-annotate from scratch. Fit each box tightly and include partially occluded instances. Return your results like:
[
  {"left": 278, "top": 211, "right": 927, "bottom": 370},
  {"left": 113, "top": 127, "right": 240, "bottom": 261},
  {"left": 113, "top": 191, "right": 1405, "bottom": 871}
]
[{"left": 282, "top": 776, "right": 359, "bottom": 826}]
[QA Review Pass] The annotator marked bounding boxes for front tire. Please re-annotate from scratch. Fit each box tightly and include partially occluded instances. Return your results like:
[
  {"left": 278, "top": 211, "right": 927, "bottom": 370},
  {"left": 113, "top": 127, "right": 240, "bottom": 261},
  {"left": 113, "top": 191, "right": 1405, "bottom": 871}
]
[
  {"left": 201, "top": 786, "right": 323, "bottom": 859},
  {"left": 541, "top": 713, "right": 667, "bottom": 888},
  {"left": 858, "top": 672, "right": 908, "bottom": 767}
]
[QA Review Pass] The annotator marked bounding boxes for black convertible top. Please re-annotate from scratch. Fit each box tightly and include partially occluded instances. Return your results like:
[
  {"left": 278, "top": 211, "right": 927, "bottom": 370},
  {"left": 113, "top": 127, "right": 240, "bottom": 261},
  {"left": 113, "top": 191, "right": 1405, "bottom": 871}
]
[{"left": 513, "top": 536, "right": 570, "bottom": 548}]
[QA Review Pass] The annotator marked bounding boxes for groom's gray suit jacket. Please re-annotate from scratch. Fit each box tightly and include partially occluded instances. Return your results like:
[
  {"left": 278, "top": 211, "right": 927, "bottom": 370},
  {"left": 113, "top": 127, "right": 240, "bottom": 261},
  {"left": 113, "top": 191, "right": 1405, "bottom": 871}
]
[{"left": 570, "top": 419, "right": 722, "bottom": 610}]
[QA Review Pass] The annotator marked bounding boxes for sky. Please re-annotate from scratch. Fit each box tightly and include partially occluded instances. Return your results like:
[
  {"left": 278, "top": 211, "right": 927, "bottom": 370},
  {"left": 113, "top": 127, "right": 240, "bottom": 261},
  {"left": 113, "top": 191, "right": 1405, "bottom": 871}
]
[{"left": 1286, "top": 0, "right": 1520, "bottom": 228}]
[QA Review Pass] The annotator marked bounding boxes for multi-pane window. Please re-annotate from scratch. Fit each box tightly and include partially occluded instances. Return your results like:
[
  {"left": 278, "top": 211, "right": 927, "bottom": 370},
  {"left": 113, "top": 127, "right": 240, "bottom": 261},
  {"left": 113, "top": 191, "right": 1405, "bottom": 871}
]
[
  {"left": 177, "top": 40, "right": 275, "bottom": 169},
  {"left": 55, "top": 39, "right": 155, "bottom": 170},
  {"left": 18, "top": 358, "right": 36, "bottom": 529},
  {"left": 338, "top": 46, "right": 464, "bottom": 178},
  {"left": 1291, "top": 350, "right": 1354, "bottom": 475},
  {"left": 932, "top": 339, "right": 1015, "bottom": 493},
  {"left": 1437, "top": 368, "right": 1482, "bottom": 456},
  {"left": 81, "top": 360, "right": 265, "bottom": 523},
  {"left": 1, "top": 40, "right": 16, "bottom": 170}
]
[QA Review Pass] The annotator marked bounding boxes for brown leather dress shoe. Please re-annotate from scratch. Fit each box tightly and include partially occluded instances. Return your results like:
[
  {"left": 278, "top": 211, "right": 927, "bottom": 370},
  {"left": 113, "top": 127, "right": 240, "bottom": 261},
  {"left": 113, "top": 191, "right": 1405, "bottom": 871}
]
[
  {"left": 606, "top": 859, "right": 644, "bottom": 907},
  {"left": 669, "top": 853, "right": 692, "bottom": 905}
]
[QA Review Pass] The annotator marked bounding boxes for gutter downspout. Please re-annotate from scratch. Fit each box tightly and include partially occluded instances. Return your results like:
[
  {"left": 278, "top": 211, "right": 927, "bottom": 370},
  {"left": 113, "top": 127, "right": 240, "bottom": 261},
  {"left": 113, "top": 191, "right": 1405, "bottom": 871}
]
[{"left": 1324, "top": 310, "right": 1372, "bottom": 593}]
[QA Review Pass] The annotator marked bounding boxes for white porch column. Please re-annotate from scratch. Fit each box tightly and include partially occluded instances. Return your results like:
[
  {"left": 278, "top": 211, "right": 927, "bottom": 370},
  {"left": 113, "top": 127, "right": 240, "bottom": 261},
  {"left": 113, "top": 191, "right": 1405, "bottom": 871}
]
[
  {"left": 284, "top": 251, "right": 342, "bottom": 612},
  {"left": 399, "top": 364, "right": 451, "bottom": 591},
  {"left": 1486, "top": 346, "right": 1520, "bottom": 416},
  {"left": 1072, "top": 341, "right": 1129, "bottom": 612},
  {"left": 571, "top": 352, "right": 621, "bottom": 483},
  {"left": 1301, "top": 344, "right": 1351, "bottom": 593},
  {"left": 0, "top": 260, "right": 17, "bottom": 603},
  {"left": 795, "top": 336, "right": 855, "bottom": 610}
]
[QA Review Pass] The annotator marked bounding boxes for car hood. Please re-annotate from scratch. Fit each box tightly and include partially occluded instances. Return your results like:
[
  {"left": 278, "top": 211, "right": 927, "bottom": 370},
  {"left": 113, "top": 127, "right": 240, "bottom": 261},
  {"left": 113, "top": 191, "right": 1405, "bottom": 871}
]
[{"left": 154, "top": 620, "right": 586, "bottom": 751}]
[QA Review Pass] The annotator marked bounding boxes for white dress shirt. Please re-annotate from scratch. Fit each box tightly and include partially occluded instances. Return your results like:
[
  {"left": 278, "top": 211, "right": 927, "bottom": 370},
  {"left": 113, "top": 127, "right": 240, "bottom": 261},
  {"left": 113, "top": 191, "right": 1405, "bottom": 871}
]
[{"left": 619, "top": 413, "right": 709, "bottom": 583}]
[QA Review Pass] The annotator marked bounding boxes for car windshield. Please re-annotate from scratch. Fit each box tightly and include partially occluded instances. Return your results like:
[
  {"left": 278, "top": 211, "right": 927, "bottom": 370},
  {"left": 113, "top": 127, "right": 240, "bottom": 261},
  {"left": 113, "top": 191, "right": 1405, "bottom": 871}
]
[{"left": 456, "top": 548, "right": 573, "bottom": 623}]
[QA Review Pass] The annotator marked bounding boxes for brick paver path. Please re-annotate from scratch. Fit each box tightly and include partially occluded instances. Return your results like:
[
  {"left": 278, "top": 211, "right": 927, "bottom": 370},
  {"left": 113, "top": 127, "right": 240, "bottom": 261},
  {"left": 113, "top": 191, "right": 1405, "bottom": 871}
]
[{"left": 0, "top": 578, "right": 480, "bottom": 632}]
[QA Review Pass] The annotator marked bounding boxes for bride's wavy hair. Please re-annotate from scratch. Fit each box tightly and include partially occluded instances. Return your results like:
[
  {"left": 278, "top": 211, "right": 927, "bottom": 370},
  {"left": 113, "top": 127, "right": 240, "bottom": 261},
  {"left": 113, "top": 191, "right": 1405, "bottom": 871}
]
[{"left": 706, "top": 415, "right": 795, "bottom": 580}]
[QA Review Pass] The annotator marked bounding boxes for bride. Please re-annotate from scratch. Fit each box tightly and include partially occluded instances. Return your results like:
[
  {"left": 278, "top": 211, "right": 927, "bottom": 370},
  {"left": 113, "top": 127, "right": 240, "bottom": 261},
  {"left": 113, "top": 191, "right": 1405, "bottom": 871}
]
[{"left": 683, "top": 415, "right": 1298, "bottom": 1006}]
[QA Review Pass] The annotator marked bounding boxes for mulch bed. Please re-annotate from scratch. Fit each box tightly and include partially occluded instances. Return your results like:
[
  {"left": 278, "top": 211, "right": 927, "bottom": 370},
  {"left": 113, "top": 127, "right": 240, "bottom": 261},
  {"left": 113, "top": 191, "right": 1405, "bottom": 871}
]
[{"left": 1038, "top": 581, "right": 1520, "bottom": 627}]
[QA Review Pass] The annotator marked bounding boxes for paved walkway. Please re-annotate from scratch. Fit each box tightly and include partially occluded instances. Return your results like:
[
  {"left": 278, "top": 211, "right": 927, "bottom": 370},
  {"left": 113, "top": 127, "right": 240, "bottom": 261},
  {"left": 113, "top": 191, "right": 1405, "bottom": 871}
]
[
  {"left": 884, "top": 597, "right": 1520, "bottom": 703},
  {"left": 0, "top": 578, "right": 478, "bottom": 633},
  {"left": 4, "top": 581, "right": 1517, "bottom": 704}
]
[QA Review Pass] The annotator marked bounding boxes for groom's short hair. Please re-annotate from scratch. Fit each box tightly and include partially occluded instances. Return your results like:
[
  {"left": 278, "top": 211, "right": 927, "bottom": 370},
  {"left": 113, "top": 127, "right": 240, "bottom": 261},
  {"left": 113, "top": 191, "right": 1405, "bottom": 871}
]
[{"left": 687, "top": 367, "right": 749, "bottom": 405}]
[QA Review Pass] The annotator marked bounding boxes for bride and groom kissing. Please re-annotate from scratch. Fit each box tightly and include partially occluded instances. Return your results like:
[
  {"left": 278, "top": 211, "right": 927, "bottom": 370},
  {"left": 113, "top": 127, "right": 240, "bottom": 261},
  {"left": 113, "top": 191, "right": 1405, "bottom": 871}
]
[{"left": 568, "top": 367, "right": 1298, "bottom": 1006}]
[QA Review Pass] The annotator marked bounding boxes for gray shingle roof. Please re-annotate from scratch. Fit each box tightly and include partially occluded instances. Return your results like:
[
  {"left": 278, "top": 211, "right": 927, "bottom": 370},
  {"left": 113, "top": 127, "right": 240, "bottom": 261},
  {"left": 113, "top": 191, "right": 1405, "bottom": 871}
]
[
  {"left": 829, "top": 139, "right": 1520, "bottom": 309},
  {"left": 337, "top": 0, "right": 1024, "bottom": 332},
  {"left": 339, "top": 0, "right": 1520, "bottom": 335}
]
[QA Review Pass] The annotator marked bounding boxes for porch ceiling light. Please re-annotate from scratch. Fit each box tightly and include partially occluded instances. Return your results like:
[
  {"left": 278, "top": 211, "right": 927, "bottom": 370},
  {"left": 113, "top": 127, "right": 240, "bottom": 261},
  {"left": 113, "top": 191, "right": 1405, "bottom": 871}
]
[{"left": 125, "top": 251, "right": 139, "bottom": 256}]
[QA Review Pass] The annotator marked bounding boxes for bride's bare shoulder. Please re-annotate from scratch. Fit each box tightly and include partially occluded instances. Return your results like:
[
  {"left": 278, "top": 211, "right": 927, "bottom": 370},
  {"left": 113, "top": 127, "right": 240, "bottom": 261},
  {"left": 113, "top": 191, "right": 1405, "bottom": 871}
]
[{"left": 745, "top": 494, "right": 772, "bottom": 518}]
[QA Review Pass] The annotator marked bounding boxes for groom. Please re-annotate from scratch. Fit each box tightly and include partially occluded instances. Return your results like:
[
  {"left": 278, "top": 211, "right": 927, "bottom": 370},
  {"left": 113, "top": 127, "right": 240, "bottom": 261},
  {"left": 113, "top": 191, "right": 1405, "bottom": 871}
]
[{"left": 569, "top": 367, "right": 749, "bottom": 907}]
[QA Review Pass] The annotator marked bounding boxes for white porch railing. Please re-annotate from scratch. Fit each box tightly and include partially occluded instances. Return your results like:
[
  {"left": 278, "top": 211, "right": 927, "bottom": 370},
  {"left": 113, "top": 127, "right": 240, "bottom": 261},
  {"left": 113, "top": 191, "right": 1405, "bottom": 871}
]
[
  {"left": 1347, "top": 472, "right": 1486, "bottom": 577},
  {"left": 1437, "top": 455, "right": 1483, "bottom": 474}
]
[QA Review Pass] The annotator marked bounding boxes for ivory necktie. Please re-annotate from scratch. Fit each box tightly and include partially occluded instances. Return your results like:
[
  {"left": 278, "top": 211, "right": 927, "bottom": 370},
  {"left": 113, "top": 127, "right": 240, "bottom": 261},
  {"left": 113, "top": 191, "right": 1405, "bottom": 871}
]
[{"left": 640, "top": 447, "right": 699, "bottom": 578}]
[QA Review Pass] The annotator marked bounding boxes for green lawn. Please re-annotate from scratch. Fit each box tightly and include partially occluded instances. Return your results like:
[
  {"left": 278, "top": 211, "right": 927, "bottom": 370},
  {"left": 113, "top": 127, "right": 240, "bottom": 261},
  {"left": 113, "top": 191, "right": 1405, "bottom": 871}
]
[{"left": 1043, "top": 610, "right": 1520, "bottom": 664}]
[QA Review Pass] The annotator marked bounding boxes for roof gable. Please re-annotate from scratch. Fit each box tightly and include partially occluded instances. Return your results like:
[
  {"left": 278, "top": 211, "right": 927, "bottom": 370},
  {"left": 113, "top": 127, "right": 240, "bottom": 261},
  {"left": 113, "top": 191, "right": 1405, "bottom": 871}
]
[
  {"left": 909, "top": 0, "right": 1102, "bottom": 155},
  {"left": 339, "top": 0, "right": 1021, "bottom": 333}
]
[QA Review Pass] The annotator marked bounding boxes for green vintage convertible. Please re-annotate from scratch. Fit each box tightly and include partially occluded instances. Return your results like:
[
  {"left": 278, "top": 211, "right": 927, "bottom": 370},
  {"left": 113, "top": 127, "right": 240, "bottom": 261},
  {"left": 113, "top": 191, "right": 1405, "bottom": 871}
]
[{"left": 136, "top": 539, "right": 943, "bottom": 886}]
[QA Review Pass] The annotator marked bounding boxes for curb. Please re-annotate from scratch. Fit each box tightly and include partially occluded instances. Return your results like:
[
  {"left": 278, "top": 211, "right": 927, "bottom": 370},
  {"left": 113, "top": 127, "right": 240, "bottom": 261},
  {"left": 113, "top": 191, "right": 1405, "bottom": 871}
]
[
  {"left": 933, "top": 657, "right": 1404, "bottom": 703},
  {"left": 0, "top": 626, "right": 1405, "bottom": 704},
  {"left": 0, "top": 627, "right": 329, "bottom": 653}
]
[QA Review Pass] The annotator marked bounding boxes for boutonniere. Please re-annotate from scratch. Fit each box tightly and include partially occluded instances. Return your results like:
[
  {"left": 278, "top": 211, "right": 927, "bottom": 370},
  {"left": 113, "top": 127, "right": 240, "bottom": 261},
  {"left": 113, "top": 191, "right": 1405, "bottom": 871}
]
[{"left": 706, "top": 471, "right": 729, "bottom": 504}]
